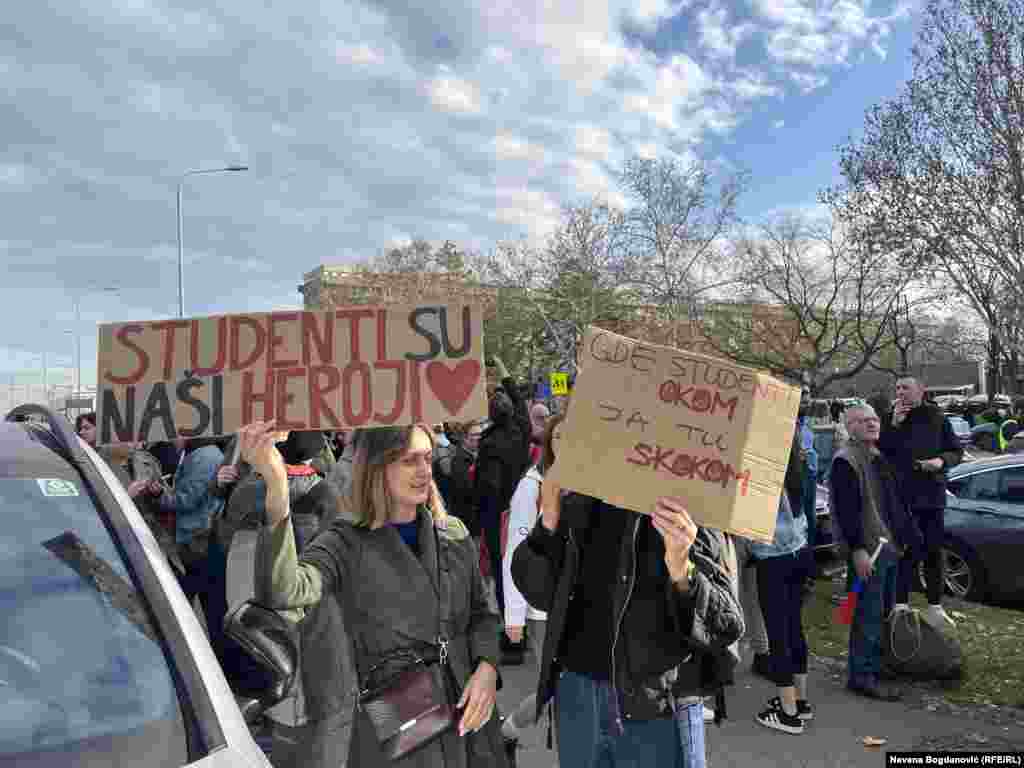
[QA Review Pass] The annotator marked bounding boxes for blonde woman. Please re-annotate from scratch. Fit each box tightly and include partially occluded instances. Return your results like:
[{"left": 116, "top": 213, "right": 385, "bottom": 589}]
[{"left": 241, "top": 421, "right": 508, "bottom": 768}]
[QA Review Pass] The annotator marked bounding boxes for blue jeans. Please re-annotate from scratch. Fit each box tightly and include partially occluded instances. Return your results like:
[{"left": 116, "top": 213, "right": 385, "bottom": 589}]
[
  {"left": 556, "top": 670, "right": 703, "bottom": 768},
  {"left": 849, "top": 544, "right": 898, "bottom": 685}
]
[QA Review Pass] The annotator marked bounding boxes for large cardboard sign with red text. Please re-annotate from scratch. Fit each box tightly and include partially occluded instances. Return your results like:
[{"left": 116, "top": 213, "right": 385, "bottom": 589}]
[
  {"left": 95, "top": 305, "right": 487, "bottom": 444},
  {"left": 548, "top": 326, "right": 800, "bottom": 542}
]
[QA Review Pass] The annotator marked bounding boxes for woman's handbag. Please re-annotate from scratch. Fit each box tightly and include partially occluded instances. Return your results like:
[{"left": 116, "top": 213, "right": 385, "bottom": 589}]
[
  {"left": 357, "top": 526, "right": 456, "bottom": 760},
  {"left": 358, "top": 649, "right": 455, "bottom": 760}
]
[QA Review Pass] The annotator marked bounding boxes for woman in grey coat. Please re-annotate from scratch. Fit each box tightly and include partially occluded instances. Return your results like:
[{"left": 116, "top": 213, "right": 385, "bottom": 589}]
[{"left": 241, "top": 420, "right": 508, "bottom": 768}]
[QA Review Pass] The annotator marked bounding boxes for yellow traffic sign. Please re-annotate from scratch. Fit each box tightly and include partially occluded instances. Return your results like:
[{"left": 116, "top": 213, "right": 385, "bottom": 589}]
[{"left": 550, "top": 372, "right": 570, "bottom": 395}]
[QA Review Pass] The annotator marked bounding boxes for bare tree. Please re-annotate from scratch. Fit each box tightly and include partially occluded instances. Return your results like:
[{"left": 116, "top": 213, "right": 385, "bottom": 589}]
[
  {"left": 619, "top": 155, "right": 748, "bottom": 346},
  {"left": 698, "top": 214, "right": 913, "bottom": 394},
  {"left": 866, "top": 288, "right": 974, "bottom": 376},
  {"left": 825, "top": 0, "right": 1024, "bottom": 393},
  {"left": 478, "top": 199, "right": 639, "bottom": 378},
  {"left": 537, "top": 200, "right": 638, "bottom": 372},
  {"left": 474, "top": 239, "right": 552, "bottom": 379},
  {"left": 368, "top": 238, "right": 473, "bottom": 277}
]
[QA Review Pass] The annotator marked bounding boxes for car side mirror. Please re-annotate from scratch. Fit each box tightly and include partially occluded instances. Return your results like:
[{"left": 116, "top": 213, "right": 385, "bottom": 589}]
[{"left": 221, "top": 600, "right": 299, "bottom": 724}]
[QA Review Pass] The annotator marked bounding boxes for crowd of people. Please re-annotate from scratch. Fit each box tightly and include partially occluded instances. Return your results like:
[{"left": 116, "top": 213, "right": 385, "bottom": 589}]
[{"left": 68, "top": 367, "right": 965, "bottom": 767}]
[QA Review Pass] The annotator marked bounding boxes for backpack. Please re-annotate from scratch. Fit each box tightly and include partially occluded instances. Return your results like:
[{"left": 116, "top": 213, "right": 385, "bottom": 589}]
[{"left": 882, "top": 606, "right": 963, "bottom": 681}]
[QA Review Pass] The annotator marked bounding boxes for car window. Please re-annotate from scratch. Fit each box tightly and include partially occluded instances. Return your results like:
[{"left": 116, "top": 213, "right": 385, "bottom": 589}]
[
  {"left": 966, "top": 471, "right": 1001, "bottom": 501},
  {"left": 947, "top": 478, "right": 967, "bottom": 497},
  {"left": 0, "top": 476, "right": 188, "bottom": 764},
  {"left": 998, "top": 467, "right": 1024, "bottom": 507}
]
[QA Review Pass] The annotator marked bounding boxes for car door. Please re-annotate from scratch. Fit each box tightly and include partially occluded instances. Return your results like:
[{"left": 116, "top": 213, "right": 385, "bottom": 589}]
[
  {"left": 983, "top": 467, "right": 1024, "bottom": 597},
  {"left": 947, "top": 467, "right": 1024, "bottom": 599}
]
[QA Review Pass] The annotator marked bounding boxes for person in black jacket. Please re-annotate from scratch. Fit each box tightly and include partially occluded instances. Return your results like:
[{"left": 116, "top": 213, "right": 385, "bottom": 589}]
[
  {"left": 511, "top": 477, "right": 744, "bottom": 767},
  {"left": 440, "top": 421, "right": 485, "bottom": 539},
  {"left": 879, "top": 375, "right": 963, "bottom": 627},
  {"left": 475, "top": 356, "right": 531, "bottom": 620}
]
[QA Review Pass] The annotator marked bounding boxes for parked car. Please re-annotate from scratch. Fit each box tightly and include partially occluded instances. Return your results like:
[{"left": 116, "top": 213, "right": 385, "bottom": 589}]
[
  {"left": 926, "top": 454, "right": 1024, "bottom": 602},
  {"left": 0, "top": 405, "right": 293, "bottom": 766},
  {"left": 946, "top": 415, "right": 973, "bottom": 449}
]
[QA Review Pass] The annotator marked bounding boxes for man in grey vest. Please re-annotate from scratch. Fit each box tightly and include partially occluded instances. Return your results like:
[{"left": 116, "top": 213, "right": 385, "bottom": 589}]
[{"left": 830, "top": 403, "right": 922, "bottom": 702}]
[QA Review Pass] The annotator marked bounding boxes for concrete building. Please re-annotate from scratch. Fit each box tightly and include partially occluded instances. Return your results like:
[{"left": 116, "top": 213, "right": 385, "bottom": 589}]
[{"left": 298, "top": 265, "right": 501, "bottom": 317}]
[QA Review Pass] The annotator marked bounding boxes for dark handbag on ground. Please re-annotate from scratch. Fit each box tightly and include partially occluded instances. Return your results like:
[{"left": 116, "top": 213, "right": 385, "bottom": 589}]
[
  {"left": 881, "top": 606, "right": 963, "bottom": 681},
  {"left": 357, "top": 527, "right": 455, "bottom": 761}
]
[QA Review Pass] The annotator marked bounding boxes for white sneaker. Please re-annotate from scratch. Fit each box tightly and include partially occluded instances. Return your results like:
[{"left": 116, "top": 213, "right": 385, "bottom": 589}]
[
  {"left": 926, "top": 604, "right": 956, "bottom": 628},
  {"left": 704, "top": 706, "right": 715, "bottom": 723}
]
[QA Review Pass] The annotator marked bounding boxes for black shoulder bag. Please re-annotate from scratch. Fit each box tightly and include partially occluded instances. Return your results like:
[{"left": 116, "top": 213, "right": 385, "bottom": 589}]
[{"left": 357, "top": 528, "right": 455, "bottom": 761}]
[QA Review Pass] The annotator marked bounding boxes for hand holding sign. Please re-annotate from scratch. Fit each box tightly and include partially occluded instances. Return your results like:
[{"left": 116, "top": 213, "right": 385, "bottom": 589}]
[
  {"left": 238, "top": 421, "right": 288, "bottom": 487},
  {"left": 652, "top": 496, "right": 697, "bottom": 584}
]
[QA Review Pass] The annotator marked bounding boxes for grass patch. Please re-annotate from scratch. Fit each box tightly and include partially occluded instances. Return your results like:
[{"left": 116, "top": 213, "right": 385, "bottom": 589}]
[{"left": 802, "top": 577, "right": 1024, "bottom": 709}]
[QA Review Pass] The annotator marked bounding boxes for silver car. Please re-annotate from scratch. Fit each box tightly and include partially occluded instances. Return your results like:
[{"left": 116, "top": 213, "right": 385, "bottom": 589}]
[{"left": 1, "top": 407, "right": 292, "bottom": 767}]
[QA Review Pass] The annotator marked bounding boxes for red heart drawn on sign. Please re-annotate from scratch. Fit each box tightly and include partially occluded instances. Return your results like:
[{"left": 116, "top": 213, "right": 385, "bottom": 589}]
[{"left": 425, "top": 360, "right": 482, "bottom": 417}]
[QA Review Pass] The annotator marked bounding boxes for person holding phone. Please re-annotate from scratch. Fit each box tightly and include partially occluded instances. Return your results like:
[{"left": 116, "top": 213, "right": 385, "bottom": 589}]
[{"left": 879, "top": 375, "right": 963, "bottom": 627}]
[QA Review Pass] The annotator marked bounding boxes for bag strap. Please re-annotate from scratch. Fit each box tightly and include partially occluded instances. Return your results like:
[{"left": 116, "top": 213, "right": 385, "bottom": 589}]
[
  {"left": 357, "top": 526, "right": 449, "bottom": 699},
  {"left": 435, "top": 524, "right": 449, "bottom": 666}
]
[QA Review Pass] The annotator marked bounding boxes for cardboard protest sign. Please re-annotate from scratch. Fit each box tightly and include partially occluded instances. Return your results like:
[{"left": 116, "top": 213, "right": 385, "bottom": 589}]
[
  {"left": 95, "top": 305, "right": 487, "bottom": 444},
  {"left": 548, "top": 326, "right": 801, "bottom": 542}
]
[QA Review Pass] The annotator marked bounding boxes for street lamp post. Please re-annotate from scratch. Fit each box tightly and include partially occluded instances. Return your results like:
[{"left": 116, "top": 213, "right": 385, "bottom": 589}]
[{"left": 176, "top": 166, "right": 248, "bottom": 318}]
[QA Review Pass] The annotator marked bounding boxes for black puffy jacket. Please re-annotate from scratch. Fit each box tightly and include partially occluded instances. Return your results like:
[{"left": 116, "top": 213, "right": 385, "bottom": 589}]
[{"left": 511, "top": 493, "right": 744, "bottom": 724}]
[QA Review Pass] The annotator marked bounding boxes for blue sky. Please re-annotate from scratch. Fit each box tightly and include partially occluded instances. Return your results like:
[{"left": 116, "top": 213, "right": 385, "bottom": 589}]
[{"left": 0, "top": 0, "right": 922, "bottom": 401}]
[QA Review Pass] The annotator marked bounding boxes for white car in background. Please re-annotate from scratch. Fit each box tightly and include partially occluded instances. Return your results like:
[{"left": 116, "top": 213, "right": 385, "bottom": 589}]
[{"left": 1, "top": 406, "right": 295, "bottom": 768}]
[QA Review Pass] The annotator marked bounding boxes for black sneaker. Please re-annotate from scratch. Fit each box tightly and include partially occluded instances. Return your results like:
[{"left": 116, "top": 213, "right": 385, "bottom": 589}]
[
  {"left": 756, "top": 700, "right": 803, "bottom": 734},
  {"left": 768, "top": 696, "right": 813, "bottom": 721},
  {"left": 796, "top": 699, "right": 814, "bottom": 721}
]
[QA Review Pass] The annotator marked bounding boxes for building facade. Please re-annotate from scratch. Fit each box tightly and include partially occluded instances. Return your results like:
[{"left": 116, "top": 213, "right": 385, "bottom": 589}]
[{"left": 298, "top": 265, "right": 501, "bottom": 317}]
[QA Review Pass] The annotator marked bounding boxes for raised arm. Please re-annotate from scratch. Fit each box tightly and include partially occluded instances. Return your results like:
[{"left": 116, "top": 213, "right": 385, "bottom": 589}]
[{"left": 240, "top": 422, "right": 331, "bottom": 623}]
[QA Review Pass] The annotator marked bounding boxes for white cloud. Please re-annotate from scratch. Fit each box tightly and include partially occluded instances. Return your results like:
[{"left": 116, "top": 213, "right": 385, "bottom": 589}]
[
  {"left": 790, "top": 71, "right": 830, "bottom": 93},
  {"left": 0, "top": 0, "right": 916, "bottom": 373},
  {"left": 335, "top": 43, "right": 382, "bottom": 66},
  {"left": 575, "top": 124, "right": 613, "bottom": 159},
  {"left": 752, "top": 0, "right": 911, "bottom": 87},
  {"left": 427, "top": 73, "right": 482, "bottom": 114},
  {"left": 698, "top": 4, "right": 755, "bottom": 62},
  {"left": 0, "top": 164, "right": 31, "bottom": 185},
  {"left": 729, "top": 75, "right": 781, "bottom": 101}
]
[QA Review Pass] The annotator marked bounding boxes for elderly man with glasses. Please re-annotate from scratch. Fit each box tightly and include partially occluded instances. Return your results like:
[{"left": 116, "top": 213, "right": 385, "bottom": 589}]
[{"left": 830, "top": 403, "right": 922, "bottom": 702}]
